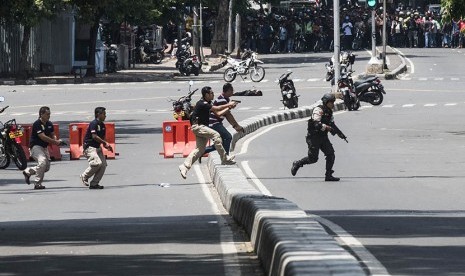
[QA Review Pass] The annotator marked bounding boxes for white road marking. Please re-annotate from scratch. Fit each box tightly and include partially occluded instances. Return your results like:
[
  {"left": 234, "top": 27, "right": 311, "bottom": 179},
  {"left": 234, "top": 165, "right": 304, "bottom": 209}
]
[
  {"left": 419, "top": 77, "right": 427, "bottom": 81},
  {"left": 261, "top": 79, "right": 269, "bottom": 83},
  {"left": 434, "top": 77, "right": 444, "bottom": 81},
  {"left": 400, "top": 77, "right": 412, "bottom": 80},
  {"left": 393, "top": 48, "right": 414, "bottom": 74},
  {"left": 402, "top": 104, "right": 415, "bottom": 108},
  {"left": 451, "top": 78, "right": 460, "bottom": 81},
  {"left": 445, "top": 103, "right": 457, "bottom": 106},
  {"left": 424, "top": 104, "right": 437, "bottom": 107},
  {"left": 194, "top": 165, "right": 242, "bottom": 276},
  {"left": 382, "top": 105, "right": 395, "bottom": 108},
  {"left": 307, "top": 78, "right": 321, "bottom": 82},
  {"left": 258, "top": 107, "right": 272, "bottom": 110},
  {"left": 241, "top": 161, "right": 272, "bottom": 196},
  {"left": 238, "top": 107, "right": 252, "bottom": 110}
]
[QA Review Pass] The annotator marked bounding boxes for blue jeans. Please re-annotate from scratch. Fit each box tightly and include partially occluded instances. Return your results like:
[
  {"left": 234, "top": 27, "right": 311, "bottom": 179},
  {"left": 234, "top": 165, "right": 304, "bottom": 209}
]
[{"left": 204, "top": 123, "right": 232, "bottom": 155}]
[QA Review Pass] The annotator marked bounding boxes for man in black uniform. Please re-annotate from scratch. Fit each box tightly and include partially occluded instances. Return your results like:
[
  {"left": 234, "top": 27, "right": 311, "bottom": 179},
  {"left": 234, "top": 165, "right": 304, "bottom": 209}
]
[
  {"left": 291, "top": 93, "right": 346, "bottom": 181},
  {"left": 80, "top": 107, "right": 113, "bottom": 189},
  {"left": 179, "top": 86, "right": 237, "bottom": 179},
  {"left": 23, "top": 106, "right": 63, "bottom": 189}
]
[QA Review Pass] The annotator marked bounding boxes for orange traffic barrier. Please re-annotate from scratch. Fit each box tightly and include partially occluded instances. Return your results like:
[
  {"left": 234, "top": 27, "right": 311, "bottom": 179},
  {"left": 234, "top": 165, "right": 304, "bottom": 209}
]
[
  {"left": 20, "top": 123, "right": 62, "bottom": 161},
  {"left": 69, "top": 122, "right": 117, "bottom": 160},
  {"left": 160, "top": 121, "right": 197, "bottom": 158}
]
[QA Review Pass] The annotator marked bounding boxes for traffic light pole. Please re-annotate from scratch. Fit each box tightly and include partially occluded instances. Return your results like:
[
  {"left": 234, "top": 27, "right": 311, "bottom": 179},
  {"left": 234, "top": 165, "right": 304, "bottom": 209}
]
[{"left": 333, "top": 0, "right": 341, "bottom": 91}]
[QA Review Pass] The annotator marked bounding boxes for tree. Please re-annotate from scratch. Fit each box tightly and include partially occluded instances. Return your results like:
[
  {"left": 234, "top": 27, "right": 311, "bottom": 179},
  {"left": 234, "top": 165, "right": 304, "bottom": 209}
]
[
  {"left": 442, "top": 0, "right": 465, "bottom": 22},
  {"left": 1, "top": 0, "right": 63, "bottom": 79}
]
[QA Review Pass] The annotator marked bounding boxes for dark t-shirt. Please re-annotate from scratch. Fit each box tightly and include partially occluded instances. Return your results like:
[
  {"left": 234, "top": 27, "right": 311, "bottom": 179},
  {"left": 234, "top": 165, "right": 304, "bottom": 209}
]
[
  {"left": 30, "top": 119, "right": 54, "bottom": 148},
  {"left": 83, "top": 119, "right": 106, "bottom": 149},
  {"left": 190, "top": 99, "right": 212, "bottom": 126}
]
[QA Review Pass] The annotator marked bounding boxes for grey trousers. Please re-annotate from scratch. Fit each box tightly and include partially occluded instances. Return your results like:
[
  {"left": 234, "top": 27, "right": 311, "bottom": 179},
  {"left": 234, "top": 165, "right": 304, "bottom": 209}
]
[
  {"left": 82, "top": 147, "right": 107, "bottom": 185},
  {"left": 183, "top": 124, "right": 229, "bottom": 169},
  {"left": 25, "top": 145, "right": 50, "bottom": 185}
]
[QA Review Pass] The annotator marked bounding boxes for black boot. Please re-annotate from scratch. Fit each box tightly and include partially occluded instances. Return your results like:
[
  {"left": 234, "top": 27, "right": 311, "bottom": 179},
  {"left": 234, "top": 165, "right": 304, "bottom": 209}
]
[
  {"left": 291, "top": 161, "right": 302, "bottom": 176},
  {"left": 325, "top": 170, "right": 340, "bottom": 182}
]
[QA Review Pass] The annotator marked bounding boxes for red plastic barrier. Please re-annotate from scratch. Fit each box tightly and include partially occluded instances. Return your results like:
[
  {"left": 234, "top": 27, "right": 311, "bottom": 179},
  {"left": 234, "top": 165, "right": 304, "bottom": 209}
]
[
  {"left": 20, "top": 123, "right": 62, "bottom": 161},
  {"left": 69, "top": 122, "right": 117, "bottom": 160},
  {"left": 160, "top": 121, "right": 197, "bottom": 158}
]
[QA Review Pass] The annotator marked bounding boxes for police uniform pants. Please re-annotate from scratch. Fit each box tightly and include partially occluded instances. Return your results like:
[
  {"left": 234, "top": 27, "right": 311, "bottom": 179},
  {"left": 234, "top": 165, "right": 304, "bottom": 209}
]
[
  {"left": 82, "top": 147, "right": 107, "bottom": 185},
  {"left": 25, "top": 145, "right": 50, "bottom": 185},
  {"left": 183, "top": 124, "right": 228, "bottom": 169},
  {"left": 297, "top": 134, "right": 335, "bottom": 174}
]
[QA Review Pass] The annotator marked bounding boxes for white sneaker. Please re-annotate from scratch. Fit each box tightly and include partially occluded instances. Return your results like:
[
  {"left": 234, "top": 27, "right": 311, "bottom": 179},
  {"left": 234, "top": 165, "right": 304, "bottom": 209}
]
[
  {"left": 222, "top": 159, "right": 236, "bottom": 165},
  {"left": 179, "top": 165, "right": 188, "bottom": 179}
]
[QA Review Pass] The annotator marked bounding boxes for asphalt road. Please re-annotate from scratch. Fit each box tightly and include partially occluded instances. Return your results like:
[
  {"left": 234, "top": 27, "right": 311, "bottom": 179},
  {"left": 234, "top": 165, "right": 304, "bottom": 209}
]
[
  {"left": 234, "top": 48, "right": 465, "bottom": 275},
  {"left": 1, "top": 47, "right": 464, "bottom": 275}
]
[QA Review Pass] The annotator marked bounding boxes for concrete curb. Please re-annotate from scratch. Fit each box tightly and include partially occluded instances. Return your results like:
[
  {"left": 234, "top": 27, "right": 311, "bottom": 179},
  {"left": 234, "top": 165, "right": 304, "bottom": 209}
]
[
  {"left": 207, "top": 101, "right": 366, "bottom": 276},
  {"left": 0, "top": 73, "right": 176, "bottom": 86},
  {"left": 384, "top": 47, "right": 407, "bottom": 80}
]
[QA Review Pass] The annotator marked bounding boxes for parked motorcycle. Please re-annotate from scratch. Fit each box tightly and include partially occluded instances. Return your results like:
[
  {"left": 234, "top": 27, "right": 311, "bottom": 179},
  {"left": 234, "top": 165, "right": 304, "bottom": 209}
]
[
  {"left": 294, "top": 33, "right": 307, "bottom": 53},
  {"left": 337, "top": 71, "right": 360, "bottom": 111},
  {"left": 269, "top": 35, "right": 281, "bottom": 54},
  {"left": 106, "top": 44, "right": 118, "bottom": 73},
  {"left": 223, "top": 50, "right": 265, "bottom": 82},
  {"left": 325, "top": 51, "right": 355, "bottom": 85},
  {"left": 0, "top": 98, "right": 27, "bottom": 170},
  {"left": 170, "top": 81, "right": 198, "bottom": 121},
  {"left": 176, "top": 43, "right": 201, "bottom": 76},
  {"left": 137, "top": 40, "right": 164, "bottom": 64},
  {"left": 352, "top": 74, "right": 385, "bottom": 106},
  {"left": 278, "top": 71, "right": 299, "bottom": 109},
  {"left": 351, "top": 29, "right": 364, "bottom": 51}
]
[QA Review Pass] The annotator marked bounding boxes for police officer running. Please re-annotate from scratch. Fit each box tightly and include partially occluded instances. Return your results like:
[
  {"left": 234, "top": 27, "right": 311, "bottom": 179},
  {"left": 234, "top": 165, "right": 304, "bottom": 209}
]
[
  {"left": 202, "top": 83, "right": 243, "bottom": 159},
  {"left": 23, "top": 106, "right": 63, "bottom": 189},
  {"left": 179, "top": 86, "right": 237, "bottom": 179},
  {"left": 80, "top": 107, "right": 113, "bottom": 189},
  {"left": 291, "top": 93, "right": 347, "bottom": 181}
]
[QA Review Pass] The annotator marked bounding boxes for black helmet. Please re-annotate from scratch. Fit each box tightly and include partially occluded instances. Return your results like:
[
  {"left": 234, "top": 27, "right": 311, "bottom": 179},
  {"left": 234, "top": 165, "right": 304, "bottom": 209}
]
[{"left": 321, "top": 93, "right": 336, "bottom": 104}]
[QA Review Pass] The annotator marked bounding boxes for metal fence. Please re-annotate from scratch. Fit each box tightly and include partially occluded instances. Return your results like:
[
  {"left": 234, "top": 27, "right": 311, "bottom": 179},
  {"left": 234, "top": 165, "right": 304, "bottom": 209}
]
[{"left": 0, "top": 12, "right": 74, "bottom": 76}]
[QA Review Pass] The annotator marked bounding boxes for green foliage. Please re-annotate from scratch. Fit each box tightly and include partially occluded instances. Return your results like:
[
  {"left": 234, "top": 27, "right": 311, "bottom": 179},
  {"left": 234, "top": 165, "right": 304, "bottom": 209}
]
[
  {"left": 442, "top": 0, "right": 465, "bottom": 22},
  {"left": 0, "top": 0, "right": 63, "bottom": 27}
]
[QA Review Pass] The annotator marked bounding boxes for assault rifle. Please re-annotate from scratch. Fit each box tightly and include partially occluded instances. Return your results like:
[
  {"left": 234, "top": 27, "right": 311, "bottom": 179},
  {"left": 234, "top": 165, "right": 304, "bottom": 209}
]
[{"left": 329, "top": 122, "right": 348, "bottom": 143}]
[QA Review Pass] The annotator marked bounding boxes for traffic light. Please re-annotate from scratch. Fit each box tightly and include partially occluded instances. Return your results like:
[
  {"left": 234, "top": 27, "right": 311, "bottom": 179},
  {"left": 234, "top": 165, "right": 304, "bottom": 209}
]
[{"left": 367, "top": 0, "right": 377, "bottom": 9}]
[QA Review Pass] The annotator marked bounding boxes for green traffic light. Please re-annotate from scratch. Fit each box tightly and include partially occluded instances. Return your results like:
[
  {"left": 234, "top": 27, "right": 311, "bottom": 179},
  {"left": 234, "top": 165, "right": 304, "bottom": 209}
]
[{"left": 367, "top": 0, "right": 376, "bottom": 8}]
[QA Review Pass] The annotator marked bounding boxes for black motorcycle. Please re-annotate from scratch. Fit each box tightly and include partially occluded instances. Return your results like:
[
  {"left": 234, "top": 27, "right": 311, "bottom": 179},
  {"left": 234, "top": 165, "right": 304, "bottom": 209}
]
[
  {"left": 0, "top": 103, "right": 27, "bottom": 170},
  {"left": 106, "top": 44, "right": 118, "bottom": 73},
  {"left": 353, "top": 74, "right": 385, "bottom": 106},
  {"left": 136, "top": 40, "right": 164, "bottom": 64},
  {"left": 337, "top": 71, "right": 360, "bottom": 111},
  {"left": 278, "top": 71, "right": 299, "bottom": 109},
  {"left": 176, "top": 43, "right": 201, "bottom": 76},
  {"left": 171, "top": 81, "right": 199, "bottom": 121}
]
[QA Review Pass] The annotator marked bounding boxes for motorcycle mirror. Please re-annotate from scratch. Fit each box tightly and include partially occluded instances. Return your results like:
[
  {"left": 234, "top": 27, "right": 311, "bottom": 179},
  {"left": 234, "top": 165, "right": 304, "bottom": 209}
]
[
  {"left": 0, "top": 96, "right": 4, "bottom": 102},
  {"left": 189, "top": 80, "right": 194, "bottom": 86}
]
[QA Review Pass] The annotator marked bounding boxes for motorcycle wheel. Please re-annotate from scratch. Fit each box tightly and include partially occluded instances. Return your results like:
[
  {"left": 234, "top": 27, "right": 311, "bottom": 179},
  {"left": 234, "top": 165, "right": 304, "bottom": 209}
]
[
  {"left": 185, "top": 64, "right": 193, "bottom": 76},
  {"left": 353, "top": 101, "right": 360, "bottom": 111},
  {"left": 224, "top": 68, "right": 237, "bottom": 82},
  {"left": 151, "top": 52, "right": 163, "bottom": 64},
  {"left": 295, "top": 42, "right": 303, "bottom": 53},
  {"left": 193, "top": 67, "right": 200, "bottom": 76},
  {"left": 293, "top": 96, "right": 299, "bottom": 108},
  {"left": 11, "top": 142, "right": 27, "bottom": 170},
  {"left": 270, "top": 43, "right": 278, "bottom": 54},
  {"left": 250, "top": 66, "right": 265, "bottom": 82},
  {"left": 0, "top": 152, "right": 10, "bottom": 169},
  {"left": 369, "top": 90, "right": 384, "bottom": 105}
]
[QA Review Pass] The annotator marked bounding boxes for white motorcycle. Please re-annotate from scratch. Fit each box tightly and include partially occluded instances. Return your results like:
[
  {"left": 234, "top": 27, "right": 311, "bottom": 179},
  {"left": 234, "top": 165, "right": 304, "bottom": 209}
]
[{"left": 223, "top": 50, "right": 265, "bottom": 82}]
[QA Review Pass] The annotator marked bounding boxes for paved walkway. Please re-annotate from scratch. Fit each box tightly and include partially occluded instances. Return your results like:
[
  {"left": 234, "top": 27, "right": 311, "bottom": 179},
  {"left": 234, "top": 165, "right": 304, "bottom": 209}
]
[{"left": 0, "top": 46, "right": 405, "bottom": 86}]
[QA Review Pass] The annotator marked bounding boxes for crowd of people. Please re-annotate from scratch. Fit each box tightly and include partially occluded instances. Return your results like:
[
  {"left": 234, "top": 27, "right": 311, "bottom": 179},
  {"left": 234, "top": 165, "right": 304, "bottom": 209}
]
[{"left": 238, "top": 4, "right": 465, "bottom": 54}]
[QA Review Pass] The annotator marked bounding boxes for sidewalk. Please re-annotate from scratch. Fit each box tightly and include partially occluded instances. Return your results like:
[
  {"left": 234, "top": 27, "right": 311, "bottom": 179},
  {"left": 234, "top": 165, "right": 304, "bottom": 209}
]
[{"left": 0, "top": 46, "right": 406, "bottom": 86}]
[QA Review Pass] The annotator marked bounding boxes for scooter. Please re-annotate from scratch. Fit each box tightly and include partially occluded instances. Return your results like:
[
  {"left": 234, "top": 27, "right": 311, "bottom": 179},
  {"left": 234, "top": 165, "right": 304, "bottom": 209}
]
[
  {"left": 353, "top": 75, "right": 385, "bottom": 106},
  {"left": 278, "top": 71, "right": 299, "bottom": 109},
  {"left": 106, "top": 44, "right": 118, "bottom": 73},
  {"left": 337, "top": 72, "right": 360, "bottom": 111}
]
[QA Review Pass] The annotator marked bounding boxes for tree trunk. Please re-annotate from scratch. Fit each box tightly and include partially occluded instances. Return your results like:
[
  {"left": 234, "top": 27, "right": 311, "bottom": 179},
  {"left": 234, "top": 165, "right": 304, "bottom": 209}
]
[
  {"left": 210, "top": 0, "right": 229, "bottom": 55},
  {"left": 17, "top": 25, "right": 31, "bottom": 80},
  {"left": 85, "top": 9, "right": 104, "bottom": 77}
]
